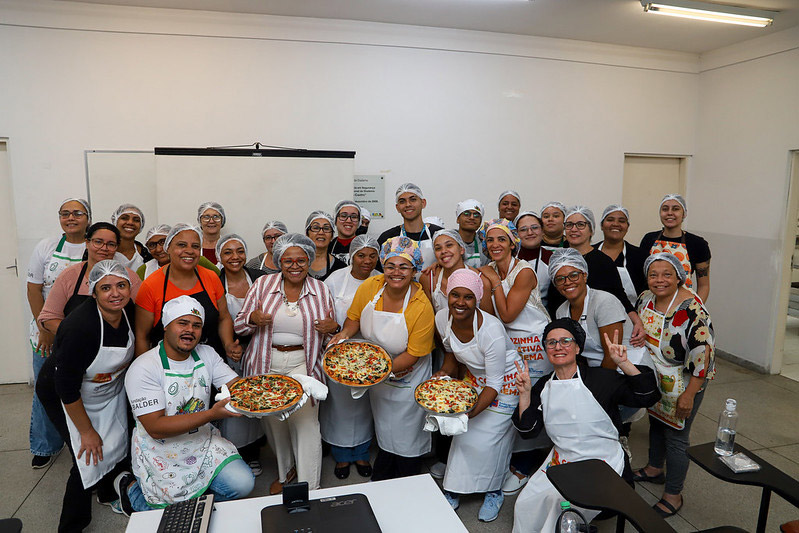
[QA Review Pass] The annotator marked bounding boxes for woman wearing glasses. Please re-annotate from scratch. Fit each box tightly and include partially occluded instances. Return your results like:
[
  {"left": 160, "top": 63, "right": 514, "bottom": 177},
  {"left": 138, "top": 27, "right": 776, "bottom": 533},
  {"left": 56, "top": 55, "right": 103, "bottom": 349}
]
[
  {"left": 197, "top": 201, "right": 226, "bottom": 265},
  {"left": 511, "top": 318, "right": 659, "bottom": 533},
  {"left": 246, "top": 220, "right": 288, "bottom": 275},
  {"left": 328, "top": 201, "right": 362, "bottom": 264},
  {"left": 305, "top": 211, "right": 347, "bottom": 282},
  {"left": 111, "top": 204, "right": 151, "bottom": 271},
  {"left": 26, "top": 198, "right": 91, "bottom": 469},
  {"left": 515, "top": 211, "right": 552, "bottom": 309},
  {"left": 138, "top": 224, "right": 219, "bottom": 280},
  {"left": 329, "top": 236, "right": 435, "bottom": 481},
  {"left": 234, "top": 234, "right": 338, "bottom": 493}
]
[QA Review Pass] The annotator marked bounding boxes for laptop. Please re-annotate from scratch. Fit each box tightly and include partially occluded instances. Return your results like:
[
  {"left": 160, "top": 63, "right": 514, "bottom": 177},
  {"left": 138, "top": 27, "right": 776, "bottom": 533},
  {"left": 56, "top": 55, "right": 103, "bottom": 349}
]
[{"left": 261, "top": 493, "right": 382, "bottom": 533}]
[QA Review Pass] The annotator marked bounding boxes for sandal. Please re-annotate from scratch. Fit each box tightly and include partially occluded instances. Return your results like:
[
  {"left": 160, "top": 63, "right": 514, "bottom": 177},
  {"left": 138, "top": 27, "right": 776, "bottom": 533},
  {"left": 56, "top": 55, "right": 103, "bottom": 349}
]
[
  {"left": 632, "top": 467, "right": 665, "bottom": 484},
  {"left": 653, "top": 498, "right": 682, "bottom": 518}
]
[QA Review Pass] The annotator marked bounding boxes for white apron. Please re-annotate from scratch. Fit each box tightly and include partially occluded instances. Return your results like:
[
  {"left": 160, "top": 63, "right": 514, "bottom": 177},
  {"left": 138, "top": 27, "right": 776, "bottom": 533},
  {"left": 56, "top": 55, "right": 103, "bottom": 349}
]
[
  {"left": 142, "top": 259, "right": 161, "bottom": 280},
  {"left": 577, "top": 288, "right": 605, "bottom": 367},
  {"left": 530, "top": 248, "right": 551, "bottom": 309},
  {"left": 599, "top": 242, "right": 638, "bottom": 305},
  {"left": 512, "top": 367, "right": 625, "bottom": 533},
  {"left": 464, "top": 238, "right": 483, "bottom": 269},
  {"left": 442, "top": 312, "right": 520, "bottom": 494},
  {"left": 320, "top": 267, "right": 375, "bottom": 448},
  {"left": 430, "top": 269, "right": 448, "bottom": 314},
  {"left": 360, "top": 285, "right": 431, "bottom": 457},
  {"left": 401, "top": 225, "right": 436, "bottom": 273},
  {"left": 131, "top": 344, "right": 240, "bottom": 507},
  {"left": 114, "top": 249, "right": 145, "bottom": 272},
  {"left": 62, "top": 307, "right": 134, "bottom": 488}
]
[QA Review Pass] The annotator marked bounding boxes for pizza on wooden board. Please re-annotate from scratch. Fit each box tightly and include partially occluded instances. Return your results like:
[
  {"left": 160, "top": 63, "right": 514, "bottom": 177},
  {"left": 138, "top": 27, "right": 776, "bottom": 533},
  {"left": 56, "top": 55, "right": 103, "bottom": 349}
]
[
  {"left": 228, "top": 375, "right": 303, "bottom": 414},
  {"left": 415, "top": 379, "right": 478, "bottom": 414},
  {"left": 323, "top": 341, "right": 392, "bottom": 387}
]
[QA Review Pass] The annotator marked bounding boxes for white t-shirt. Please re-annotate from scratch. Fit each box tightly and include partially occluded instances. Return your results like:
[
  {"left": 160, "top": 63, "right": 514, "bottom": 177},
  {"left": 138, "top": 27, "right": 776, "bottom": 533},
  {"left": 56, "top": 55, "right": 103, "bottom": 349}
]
[
  {"left": 27, "top": 236, "right": 85, "bottom": 290},
  {"left": 125, "top": 344, "right": 238, "bottom": 418},
  {"left": 435, "top": 308, "right": 520, "bottom": 393},
  {"left": 114, "top": 250, "right": 145, "bottom": 272}
]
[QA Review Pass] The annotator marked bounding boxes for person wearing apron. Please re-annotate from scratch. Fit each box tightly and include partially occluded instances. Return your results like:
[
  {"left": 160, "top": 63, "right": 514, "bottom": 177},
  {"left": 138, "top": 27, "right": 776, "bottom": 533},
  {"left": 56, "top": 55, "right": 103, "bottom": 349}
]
[
  {"left": 134, "top": 223, "right": 241, "bottom": 364},
  {"left": 26, "top": 198, "right": 90, "bottom": 468},
  {"left": 216, "top": 234, "right": 266, "bottom": 475},
  {"left": 197, "top": 201, "right": 226, "bottom": 266},
  {"left": 540, "top": 201, "right": 567, "bottom": 250},
  {"left": 111, "top": 203, "right": 151, "bottom": 271},
  {"left": 245, "top": 220, "right": 287, "bottom": 275},
  {"left": 377, "top": 182, "right": 443, "bottom": 272},
  {"left": 632, "top": 253, "right": 716, "bottom": 518},
  {"left": 497, "top": 189, "right": 522, "bottom": 222},
  {"left": 511, "top": 318, "right": 660, "bottom": 533},
  {"left": 596, "top": 204, "right": 648, "bottom": 304},
  {"left": 515, "top": 211, "right": 553, "bottom": 308},
  {"left": 116, "top": 295, "right": 254, "bottom": 515},
  {"left": 328, "top": 200, "right": 363, "bottom": 265},
  {"left": 455, "top": 199, "right": 488, "bottom": 269},
  {"left": 476, "top": 218, "right": 553, "bottom": 494},
  {"left": 138, "top": 224, "right": 220, "bottom": 281},
  {"left": 329, "top": 236, "right": 435, "bottom": 481},
  {"left": 640, "top": 194, "right": 712, "bottom": 303},
  {"left": 306, "top": 210, "right": 347, "bottom": 281},
  {"left": 35, "top": 260, "right": 136, "bottom": 531},
  {"left": 433, "top": 268, "right": 521, "bottom": 522},
  {"left": 321, "top": 235, "right": 380, "bottom": 479}
]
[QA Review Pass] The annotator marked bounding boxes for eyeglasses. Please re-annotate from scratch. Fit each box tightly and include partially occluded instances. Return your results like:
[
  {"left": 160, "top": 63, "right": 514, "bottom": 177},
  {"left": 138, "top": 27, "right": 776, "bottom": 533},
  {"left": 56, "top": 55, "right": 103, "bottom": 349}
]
[
  {"left": 281, "top": 258, "right": 309, "bottom": 268},
  {"left": 145, "top": 238, "right": 166, "bottom": 250},
  {"left": 460, "top": 211, "right": 482, "bottom": 219},
  {"left": 308, "top": 225, "right": 333, "bottom": 234},
  {"left": 59, "top": 210, "right": 87, "bottom": 219},
  {"left": 337, "top": 213, "right": 360, "bottom": 221},
  {"left": 517, "top": 225, "right": 541, "bottom": 233},
  {"left": 553, "top": 271, "right": 584, "bottom": 287},
  {"left": 263, "top": 234, "right": 283, "bottom": 242},
  {"left": 544, "top": 337, "right": 576, "bottom": 349},
  {"left": 384, "top": 264, "right": 414, "bottom": 274},
  {"left": 200, "top": 214, "right": 222, "bottom": 222},
  {"left": 89, "top": 238, "right": 118, "bottom": 250},
  {"left": 564, "top": 221, "right": 589, "bottom": 230}
]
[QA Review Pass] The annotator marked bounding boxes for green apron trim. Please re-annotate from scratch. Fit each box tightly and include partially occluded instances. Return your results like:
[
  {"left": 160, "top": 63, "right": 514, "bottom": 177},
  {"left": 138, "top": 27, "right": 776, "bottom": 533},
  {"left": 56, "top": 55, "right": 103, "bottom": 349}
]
[{"left": 158, "top": 341, "right": 200, "bottom": 370}]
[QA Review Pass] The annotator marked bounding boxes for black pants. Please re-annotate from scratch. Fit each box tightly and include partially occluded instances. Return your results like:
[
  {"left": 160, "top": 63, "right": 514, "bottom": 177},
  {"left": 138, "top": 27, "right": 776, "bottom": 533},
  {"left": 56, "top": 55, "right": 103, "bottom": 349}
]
[
  {"left": 36, "top": 362, "right": 129, "bottom": 533},
  {"left": 371, "top": 449, "right": 422, "bottom": 481}
]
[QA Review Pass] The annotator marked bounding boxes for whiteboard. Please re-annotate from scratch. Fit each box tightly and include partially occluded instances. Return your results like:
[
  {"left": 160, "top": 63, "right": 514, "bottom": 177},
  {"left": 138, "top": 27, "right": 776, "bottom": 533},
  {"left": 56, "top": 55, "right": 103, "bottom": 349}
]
[{"left": 87, "top": 149, "right": 355, "bottom": 255}]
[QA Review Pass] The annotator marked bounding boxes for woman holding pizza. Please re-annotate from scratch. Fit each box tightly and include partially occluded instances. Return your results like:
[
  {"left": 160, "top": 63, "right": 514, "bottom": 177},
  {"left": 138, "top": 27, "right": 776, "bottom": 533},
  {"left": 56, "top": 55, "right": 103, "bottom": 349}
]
[
  {"left": 234, "top": 233, "right": 338, "bottom": 493},
  {"left": 433, "top": 268, "right": 521, "bottom": 523},
  {"left": 329, "top": 236, "right": 435, "bottom": 481}
]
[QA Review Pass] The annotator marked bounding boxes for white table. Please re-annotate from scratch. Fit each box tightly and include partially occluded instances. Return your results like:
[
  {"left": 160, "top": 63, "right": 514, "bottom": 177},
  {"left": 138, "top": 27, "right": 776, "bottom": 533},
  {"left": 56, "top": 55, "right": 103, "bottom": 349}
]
[{"left": 125, "top": 474, "right": 467, "bottom": 532}]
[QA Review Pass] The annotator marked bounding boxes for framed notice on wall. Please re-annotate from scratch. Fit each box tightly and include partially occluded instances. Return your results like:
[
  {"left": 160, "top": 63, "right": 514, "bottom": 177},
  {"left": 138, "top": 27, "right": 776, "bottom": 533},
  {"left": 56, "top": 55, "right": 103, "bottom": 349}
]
[{"left": 354, "top": 175, "right": 385, "bottom": 219}]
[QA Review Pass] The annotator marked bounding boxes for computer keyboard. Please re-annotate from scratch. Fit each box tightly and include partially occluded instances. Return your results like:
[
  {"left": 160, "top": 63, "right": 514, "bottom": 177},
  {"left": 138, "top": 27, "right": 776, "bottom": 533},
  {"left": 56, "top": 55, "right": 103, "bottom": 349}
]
[{"left": 156, "top": 494, "right": 215, "bottom": 533}]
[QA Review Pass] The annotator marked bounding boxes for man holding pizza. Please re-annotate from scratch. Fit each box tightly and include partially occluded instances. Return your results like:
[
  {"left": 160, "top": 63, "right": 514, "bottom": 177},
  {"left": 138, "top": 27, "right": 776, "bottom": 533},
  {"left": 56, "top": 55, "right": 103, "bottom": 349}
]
[{"left": 114, "top": 295, "right": 254, "bottom": 514}]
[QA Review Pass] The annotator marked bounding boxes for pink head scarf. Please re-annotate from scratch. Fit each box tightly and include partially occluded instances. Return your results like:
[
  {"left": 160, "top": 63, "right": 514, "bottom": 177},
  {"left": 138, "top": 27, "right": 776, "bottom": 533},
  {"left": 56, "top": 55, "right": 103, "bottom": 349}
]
[{"left": 446, "top": 268, "right": 484, "bottom": 301}]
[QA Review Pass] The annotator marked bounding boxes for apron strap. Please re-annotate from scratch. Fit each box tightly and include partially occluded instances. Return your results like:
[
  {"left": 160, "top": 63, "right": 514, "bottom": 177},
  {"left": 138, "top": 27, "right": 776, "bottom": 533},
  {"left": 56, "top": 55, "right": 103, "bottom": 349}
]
[
  {"left": 158, "top": 341, "right": 200, "bottom": 370},
  {"left": 73, "top": 262, "right": 89, "bottom": 298},
  {"left": 55, "top": 234, "right": 67, "bottom": 253}
]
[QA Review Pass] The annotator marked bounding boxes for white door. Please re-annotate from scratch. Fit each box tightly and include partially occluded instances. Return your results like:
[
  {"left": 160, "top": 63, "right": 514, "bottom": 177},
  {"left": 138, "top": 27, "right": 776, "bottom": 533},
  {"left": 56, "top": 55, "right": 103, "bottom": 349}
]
[
  {"left": 622, "top": 155, "right": 686, "bottom": 245},
  {"left": 0, "top": 140, "right": 30, "bottom": 383}
]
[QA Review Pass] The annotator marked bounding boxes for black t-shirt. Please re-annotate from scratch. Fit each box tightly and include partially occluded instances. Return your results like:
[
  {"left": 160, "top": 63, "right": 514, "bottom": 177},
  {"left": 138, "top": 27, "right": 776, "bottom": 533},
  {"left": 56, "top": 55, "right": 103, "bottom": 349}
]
[
  {"left": 639, "top": 231, "right": 711, "bottom": 273},
  {"left": 594, "top": 240, "right": 648, "bottom": 297},
  {"left": 377, "top": 224, "right": 444, "bottom": 246},
  {"left": 328, "top": 236, "right": 355, "bottom": 264}
]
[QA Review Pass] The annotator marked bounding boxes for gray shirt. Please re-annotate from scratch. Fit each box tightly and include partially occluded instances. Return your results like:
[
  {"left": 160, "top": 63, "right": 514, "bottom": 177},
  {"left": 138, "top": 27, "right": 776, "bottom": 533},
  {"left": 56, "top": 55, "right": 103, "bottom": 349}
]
[{"left": 556, "top": 288, "right": 631, "bottom": 364}]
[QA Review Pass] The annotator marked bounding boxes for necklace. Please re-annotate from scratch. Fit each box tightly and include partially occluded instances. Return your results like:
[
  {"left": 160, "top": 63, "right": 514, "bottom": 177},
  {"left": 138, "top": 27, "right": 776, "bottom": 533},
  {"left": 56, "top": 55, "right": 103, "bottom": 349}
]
[{"left": 281, "top": 280, "right": 300, "bottom": 316}]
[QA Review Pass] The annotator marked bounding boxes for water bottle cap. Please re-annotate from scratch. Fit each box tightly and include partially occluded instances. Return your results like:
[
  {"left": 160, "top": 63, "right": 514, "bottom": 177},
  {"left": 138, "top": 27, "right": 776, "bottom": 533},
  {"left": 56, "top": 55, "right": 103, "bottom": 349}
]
[
  {"left": 725, "top": 399, "right": 737, "bottom": 411},
  {"left": 560, "top": 501, "right": 571, "bottom": 510}
]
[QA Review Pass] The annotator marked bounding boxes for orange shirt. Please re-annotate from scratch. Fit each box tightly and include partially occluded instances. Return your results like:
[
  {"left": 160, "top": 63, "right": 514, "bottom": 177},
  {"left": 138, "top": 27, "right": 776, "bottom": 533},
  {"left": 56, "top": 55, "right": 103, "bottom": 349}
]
[{"left": 135, "top": 265, "right": 225, "bottom": 326}]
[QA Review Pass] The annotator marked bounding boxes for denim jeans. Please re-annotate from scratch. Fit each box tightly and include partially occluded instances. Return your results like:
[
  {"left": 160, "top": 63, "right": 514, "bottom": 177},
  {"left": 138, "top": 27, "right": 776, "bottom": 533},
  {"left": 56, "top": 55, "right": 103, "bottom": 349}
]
[
  {"left": 30, "top": 349, "right": 65, "bottom": 456},
  {"left": 330, "top": 440, "right": 371, "bottom": 463},
  {"left": 127, "top": 457, "right": 255, "bottom": 512}
]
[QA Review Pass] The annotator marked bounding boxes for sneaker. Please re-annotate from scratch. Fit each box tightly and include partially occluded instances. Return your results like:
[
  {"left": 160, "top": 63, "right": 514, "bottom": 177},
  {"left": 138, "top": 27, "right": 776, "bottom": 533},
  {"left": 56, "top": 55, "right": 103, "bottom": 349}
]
[
  {"left": 429, "top": 461, "right": 447, "bottom": 480},
  {"left": 31, "top": 454, "right": 55, "bottom": 469},
  {"left": 113, "top": 471, "right": 136, "bottom": 517},
  {"left": 443, "top": 491, "right": 459, "bottom": 510},
  {"left": 501, "top": 469, "right": 529, "bottom": 495},
  {"left": 96, "top": 494, "right": 124, "bottom": 515},
  {"left": 478, "top": 492, "right": 504, "bottom": 522},
  {"left": 248, "top": 460, "right": 263, "bottom": 477},
  {"left": 619, "top": 436, "right": 632, "bottom": 462}
]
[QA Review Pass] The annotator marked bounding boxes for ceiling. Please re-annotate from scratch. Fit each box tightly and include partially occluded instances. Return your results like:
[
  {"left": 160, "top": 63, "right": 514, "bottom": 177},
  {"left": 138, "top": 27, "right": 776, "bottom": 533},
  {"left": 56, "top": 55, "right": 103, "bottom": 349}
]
[{"left": 55, "top": 0, "right": 799, "bottom": 54}]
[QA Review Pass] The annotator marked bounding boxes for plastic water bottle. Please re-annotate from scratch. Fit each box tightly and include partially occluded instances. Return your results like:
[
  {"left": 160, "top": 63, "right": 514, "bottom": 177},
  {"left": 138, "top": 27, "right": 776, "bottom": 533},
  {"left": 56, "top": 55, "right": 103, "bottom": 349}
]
[
  {"left": 714, "top": 398, "right": 738, "bottom": 456},
  {"left": 556, "top": 501, "right": 587, "bottom": 533}
]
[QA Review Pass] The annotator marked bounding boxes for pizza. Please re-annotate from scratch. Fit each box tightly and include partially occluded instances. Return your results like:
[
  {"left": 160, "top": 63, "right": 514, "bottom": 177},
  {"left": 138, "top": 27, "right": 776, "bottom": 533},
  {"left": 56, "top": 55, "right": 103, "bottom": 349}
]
[
  {"left": 228, "top": 375, "right": 303, "bottom": 414},
  {"left": 415, "top": 378, "right": 478, "bottom": 414},
  {"left": 323, "top": 341, "right": 393, "bottom": 387}
]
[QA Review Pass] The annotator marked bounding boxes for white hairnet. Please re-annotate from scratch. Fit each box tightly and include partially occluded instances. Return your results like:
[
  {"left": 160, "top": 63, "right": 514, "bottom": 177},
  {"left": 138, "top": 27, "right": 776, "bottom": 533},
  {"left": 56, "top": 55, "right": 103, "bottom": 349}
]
[
  {"left": 334, "top": 200, "right": 361, "bottom": 220},
  {"left": 644, "top": 252, "right": 687, "bottom": 285},
  {"left": 60, "top": 198, "right": 92, "bottom": 222},
  {"left": 216, "top": 233, "right": 248, "bottom": 259},
  {"left": 349, "top": 234, "right": 380, "bottom": 259},
  {"left": 424, "top": 216, "right": 445, "bottom": 228},
  {"left": 272, "top": 233, "right": 316, "bottom": 266},
  {"left": 197, "top": 201, "right": 226, "bottom": 227},
  {"left": 88, "top": 259, "right": 130, "bottom": 294},
  {"left": 660, "top": 194, "right": 687, "bottom": 217},
  {"left": 433, "top": 228, "right": 467, "bottom": 258},
  {"left": 395, "top": 182, "right": 424, "bottom": 202},
  {"left": 565, "top": 205, "right": 596, "bottom": 233},
  {"left": 360, "top": 206, "right": 372, "bottom": 222},
  {"left": 600, "top": 205, "right": 630, "bottom": 224},
  {"left": 162, "top": 295, "right": 205, "bottom": 327},
  {"left": 165, "top": 223, "right": 203, "bottom": 252},
  {"left": 305, "top": 211, "right": 335, "bottom": 232},
  {"left": 455, "top": 199, "right": 485, "bottom": 218},
  {"left": 548, "top": 248, "right": 589, "bottom": 281},
  {"left": 111, "top": 203, "right": 145, "bottom": 227},
  {"left": 514, "top": 211, "right": 542, "bottom": 226},
  {"left": 498, "top": 190, "right": 521, "bottom": 206},
  {"left": 541, "top": 201, "right": 566, "bottom": 216},
  {"left": 145, "top": 224, "right": 171, "bottom": 243},
  {"left": 262, "top": 220, "right": 288, "bottom": 237}
]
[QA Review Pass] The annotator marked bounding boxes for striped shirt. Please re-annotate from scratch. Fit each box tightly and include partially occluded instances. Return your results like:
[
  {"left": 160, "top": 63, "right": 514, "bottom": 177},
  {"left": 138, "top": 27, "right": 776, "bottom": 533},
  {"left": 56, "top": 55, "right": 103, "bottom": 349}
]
[{"left": 234, "top": 273, "right": 334, "bottom": 383}]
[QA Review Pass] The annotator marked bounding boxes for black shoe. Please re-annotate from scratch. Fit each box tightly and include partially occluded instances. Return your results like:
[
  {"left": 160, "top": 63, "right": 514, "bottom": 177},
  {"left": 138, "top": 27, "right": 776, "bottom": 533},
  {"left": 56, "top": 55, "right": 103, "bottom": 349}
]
[
  {"left": 355, "top": 463, "right": 373, "bottom": 478},
  {"left": 31, "top": 454, "right": 55, "bottom": 469},
  {"left": 334, "top": 463, "right": 351, "bottom": 479},
  {"left": 113, "top": 471, "right": 136, "bottom": 517}
]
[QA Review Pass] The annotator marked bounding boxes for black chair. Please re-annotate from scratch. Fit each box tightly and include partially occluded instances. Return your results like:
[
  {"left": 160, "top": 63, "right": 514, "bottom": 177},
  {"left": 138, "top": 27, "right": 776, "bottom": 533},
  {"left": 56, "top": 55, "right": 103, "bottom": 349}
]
[{"left": 0, "top": 518, "right": 22, "bottom": 533}]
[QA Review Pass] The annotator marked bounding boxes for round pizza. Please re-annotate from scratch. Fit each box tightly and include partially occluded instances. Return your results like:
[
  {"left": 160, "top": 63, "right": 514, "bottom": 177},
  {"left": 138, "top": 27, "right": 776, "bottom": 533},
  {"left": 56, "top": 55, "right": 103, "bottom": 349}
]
[
  {"left": 228, "top": 374, "right": 303, "bottom": 414},
  {"left": 415, "top": 378, "right": 478, "bottom": 415},
  {"left": 323, "top": 341, "right": 393, "bottom": 387}
]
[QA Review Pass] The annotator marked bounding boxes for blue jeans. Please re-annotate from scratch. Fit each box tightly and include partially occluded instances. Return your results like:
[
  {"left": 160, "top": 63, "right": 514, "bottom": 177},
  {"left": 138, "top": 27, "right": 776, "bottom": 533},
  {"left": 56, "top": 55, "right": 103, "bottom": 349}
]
[
  {"left": 331, "top": 440, "right": 371, "bottom": 463},
  {"left": 30, "top": 349, "right": 64, "bottom": 456},
  {"left": 127, "top": 457, "right": 255, "bottom": 512}
]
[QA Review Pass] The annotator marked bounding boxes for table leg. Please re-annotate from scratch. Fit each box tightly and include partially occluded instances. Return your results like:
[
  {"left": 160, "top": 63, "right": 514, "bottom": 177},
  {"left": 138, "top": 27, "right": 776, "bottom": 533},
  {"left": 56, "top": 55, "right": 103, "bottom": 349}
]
[
  {"left": 615, "top": 515, "right": 625, "bottom": 533},
  {"left": 756, "top": 488, "right": 771, "bottom": 533}
]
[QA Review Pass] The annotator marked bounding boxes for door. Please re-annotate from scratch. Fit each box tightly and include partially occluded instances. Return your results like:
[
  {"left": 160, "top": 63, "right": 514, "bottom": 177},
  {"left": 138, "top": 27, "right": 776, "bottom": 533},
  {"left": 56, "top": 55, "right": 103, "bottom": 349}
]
[
  {"left": 779, "top": 151, "right": 799, "bottom": 380},
  {"left": 0, "top": 140, "right": 31, "bottom": 383},
  {"left": 622, "top": 155, "right": 686, "bottom": 245}
]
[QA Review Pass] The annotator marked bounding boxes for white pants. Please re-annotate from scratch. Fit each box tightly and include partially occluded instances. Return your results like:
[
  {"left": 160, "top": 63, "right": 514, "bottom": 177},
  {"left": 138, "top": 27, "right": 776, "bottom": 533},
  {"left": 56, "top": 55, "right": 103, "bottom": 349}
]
[{"left": 260, "top": 348, "right": 322, "bottom": 489}]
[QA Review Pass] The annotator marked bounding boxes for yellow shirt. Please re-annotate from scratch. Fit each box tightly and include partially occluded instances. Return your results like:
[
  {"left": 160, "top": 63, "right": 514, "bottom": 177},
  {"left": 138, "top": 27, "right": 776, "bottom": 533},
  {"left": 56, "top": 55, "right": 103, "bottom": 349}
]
[{"left": 347, "top": 275, "right": 435, "bottom": 357}]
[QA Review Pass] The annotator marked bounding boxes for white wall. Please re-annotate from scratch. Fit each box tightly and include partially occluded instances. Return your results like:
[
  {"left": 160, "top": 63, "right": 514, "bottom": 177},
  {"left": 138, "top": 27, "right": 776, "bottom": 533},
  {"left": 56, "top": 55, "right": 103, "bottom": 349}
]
[{"left": 0, "top": 0, "right": 702, "bottom": 380}]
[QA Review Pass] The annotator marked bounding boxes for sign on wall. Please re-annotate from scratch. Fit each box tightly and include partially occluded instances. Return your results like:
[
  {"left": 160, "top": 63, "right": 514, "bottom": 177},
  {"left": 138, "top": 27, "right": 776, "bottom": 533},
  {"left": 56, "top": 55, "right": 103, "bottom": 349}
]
[{"left": 354, "top": 175, "right": 385, "bottom": 219}]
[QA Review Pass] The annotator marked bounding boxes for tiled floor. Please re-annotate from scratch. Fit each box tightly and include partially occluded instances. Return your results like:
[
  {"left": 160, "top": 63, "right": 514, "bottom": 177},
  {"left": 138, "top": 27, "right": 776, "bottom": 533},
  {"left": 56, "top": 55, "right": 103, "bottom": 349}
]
[
  {"left": 2, "top": 357, "right": 797, "bottom": 532},
  {"left": 781, "top": 316, "right": 799, "bottom": 382}
]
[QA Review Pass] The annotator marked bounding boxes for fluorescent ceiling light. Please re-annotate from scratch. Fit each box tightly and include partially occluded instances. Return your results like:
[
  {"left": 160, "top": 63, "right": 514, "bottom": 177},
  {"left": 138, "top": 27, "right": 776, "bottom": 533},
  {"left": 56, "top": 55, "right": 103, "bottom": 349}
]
[{"left": 641, "top": 0, "right": 776, "bottom": 27}]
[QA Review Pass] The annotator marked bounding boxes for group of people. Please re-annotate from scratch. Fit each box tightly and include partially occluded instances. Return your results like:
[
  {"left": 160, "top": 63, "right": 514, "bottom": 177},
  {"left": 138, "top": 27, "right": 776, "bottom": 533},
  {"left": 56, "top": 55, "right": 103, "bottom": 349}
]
[{"left": 25, "top": 184, "right": 714, "bottom": 532}]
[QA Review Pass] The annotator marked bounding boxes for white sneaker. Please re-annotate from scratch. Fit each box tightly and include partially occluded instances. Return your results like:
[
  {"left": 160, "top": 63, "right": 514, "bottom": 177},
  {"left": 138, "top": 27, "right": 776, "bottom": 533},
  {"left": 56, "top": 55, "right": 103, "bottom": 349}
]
[
  {"left": 429, "top": 461, "right": 447, "bottom": 480},
  {"left": 501, "top": 470, "right": 529, "bottom": 495},
  {"left": 248, "top": 460, "right": 263, "bottom": 477}
]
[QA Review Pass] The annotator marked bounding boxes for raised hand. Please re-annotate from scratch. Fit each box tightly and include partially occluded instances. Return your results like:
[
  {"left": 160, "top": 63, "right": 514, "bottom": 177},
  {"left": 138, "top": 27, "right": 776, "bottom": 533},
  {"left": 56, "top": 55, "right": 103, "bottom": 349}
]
[
  {"left": 514, "top": 359, "right": 531, "bottom": 395},
  {"left": 603, "top": 330, "right": 628, "bottom": 366}
]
